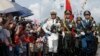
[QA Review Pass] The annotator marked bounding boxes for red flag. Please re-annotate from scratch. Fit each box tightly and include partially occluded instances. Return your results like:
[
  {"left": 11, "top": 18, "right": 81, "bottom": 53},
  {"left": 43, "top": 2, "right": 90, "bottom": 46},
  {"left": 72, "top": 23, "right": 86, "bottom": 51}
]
[
  {"left": 66, "top": 0, "right": 72, "bottom": 10},
  {"left": 66, "top": 0, "right": 73, "bottom": 20}
]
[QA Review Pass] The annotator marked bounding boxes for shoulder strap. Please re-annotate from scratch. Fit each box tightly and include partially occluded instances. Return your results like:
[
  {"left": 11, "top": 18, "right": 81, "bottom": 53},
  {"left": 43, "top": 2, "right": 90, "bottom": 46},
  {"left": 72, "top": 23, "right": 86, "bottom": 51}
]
[
  {"left": 81, "top": 21, "right": 85, "bottom": 29},
  {"left": 63, "top": 19, "right": 70, "bottom": 31}
]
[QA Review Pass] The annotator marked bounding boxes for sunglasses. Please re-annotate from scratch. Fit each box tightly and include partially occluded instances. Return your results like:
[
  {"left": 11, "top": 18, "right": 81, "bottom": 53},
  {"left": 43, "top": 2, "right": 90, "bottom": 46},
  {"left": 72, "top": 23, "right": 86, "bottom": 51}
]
[{"left": 84, "top": 14, "right": 90, "bottom": 16}]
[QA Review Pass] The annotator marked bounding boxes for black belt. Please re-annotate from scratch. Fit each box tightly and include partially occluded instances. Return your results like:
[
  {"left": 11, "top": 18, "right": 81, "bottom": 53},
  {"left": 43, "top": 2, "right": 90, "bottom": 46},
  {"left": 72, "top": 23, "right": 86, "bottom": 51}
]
[
  {"left": 0, "top": 42, "right": 3, "bottom": 46},
  {"left": 0, "top": 39, "right": 3, "bottom": 46}
]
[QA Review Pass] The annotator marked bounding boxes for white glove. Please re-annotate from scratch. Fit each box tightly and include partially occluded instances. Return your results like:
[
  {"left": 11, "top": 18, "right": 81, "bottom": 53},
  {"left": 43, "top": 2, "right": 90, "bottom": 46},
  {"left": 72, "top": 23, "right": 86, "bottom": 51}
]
[
  {"left": 75, "top": 34, "right": 78, "bottom": 37},
  {"left": 69, "top": 24, "right": 72, "bottom": 28},
  {"left": 93, "top": 24, "right": 96, "bottom": 27},
  {"left": 62, "top": 31, "right": 65, "bottom": 38},
  {"left": 80, "top": 31, "right": 85, "bottom": 35}
]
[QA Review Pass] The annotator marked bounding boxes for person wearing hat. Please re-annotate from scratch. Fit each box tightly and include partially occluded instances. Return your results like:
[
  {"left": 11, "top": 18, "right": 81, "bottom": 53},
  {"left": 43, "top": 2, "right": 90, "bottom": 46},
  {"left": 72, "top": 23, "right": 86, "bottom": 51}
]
[
  {"left": 75, "top": 17, "right": 88, "bottom": 56},
  {"left": 83, "top": 10, "right": 92, "bottom": 29},
  {"left": 83, "top": 10, "right": 97, "bottom": 56},
  {"left": 76, "top": 17, "right": 85, "bottom": 31},
  {"left": 63, "top": 10, "right": 75, "bottom": 31},
  {"left": 42, "top": 10, "right": 62, "bottom": 56},
  {"left": 62, "top": 10, "right": 76, "bottom": 56}
]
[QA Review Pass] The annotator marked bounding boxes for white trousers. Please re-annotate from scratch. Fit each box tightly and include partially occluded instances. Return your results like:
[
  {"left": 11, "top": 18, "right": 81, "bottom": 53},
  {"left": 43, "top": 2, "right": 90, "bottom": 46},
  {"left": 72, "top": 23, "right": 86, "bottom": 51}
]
[{"left": 47, "top": 33, "right": 58, "bottom": 53}]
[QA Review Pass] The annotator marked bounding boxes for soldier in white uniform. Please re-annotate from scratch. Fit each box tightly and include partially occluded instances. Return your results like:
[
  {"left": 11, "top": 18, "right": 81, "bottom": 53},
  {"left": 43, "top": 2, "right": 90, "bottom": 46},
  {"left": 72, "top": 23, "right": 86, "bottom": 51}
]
[{"left": 42, "top": 10, "right": 61, "bottom": 56}]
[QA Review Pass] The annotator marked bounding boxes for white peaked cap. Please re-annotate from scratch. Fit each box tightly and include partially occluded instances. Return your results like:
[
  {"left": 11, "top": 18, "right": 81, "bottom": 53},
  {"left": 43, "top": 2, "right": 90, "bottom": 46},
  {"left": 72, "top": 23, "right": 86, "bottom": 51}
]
[{"left": 50, "top": 9, "right": 57, "bottom": 14}]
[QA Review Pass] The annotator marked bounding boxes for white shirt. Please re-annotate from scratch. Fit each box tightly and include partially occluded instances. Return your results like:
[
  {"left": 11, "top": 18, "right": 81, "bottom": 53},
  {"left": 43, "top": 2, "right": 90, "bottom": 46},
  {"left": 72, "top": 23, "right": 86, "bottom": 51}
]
[{"left": 42, "top": 18, "right": 58, "bottom": 34}]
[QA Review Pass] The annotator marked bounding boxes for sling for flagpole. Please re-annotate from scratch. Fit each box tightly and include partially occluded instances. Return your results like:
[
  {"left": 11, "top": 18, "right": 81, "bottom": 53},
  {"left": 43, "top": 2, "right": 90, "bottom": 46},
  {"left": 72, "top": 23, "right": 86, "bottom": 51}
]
[{"left": 63, "top": 19, "right": 70, "bottom": 32}]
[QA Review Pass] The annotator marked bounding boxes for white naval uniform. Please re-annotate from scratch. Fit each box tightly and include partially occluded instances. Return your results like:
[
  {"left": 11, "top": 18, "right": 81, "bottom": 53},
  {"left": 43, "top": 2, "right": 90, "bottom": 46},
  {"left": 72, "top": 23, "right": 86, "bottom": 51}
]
[{"left": 42, "top": 18, "right": 59, "bottom": 53}]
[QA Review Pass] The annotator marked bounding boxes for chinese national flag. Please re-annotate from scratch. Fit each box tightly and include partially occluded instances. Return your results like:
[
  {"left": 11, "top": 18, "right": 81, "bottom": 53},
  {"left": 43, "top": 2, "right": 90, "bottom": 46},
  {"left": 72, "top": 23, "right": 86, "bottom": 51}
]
[
  {"left": 66, "top": 0, "right": 73, "bottom": 20},
  {"left": 66, "top": 0, "right": 72, "bottom": 11}
]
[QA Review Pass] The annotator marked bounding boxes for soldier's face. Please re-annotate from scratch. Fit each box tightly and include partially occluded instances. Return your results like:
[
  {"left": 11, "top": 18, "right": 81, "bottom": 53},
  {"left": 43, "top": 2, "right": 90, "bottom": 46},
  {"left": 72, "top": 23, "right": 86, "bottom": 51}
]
[
  {"left": 51, "top": 14, "right": 56, "bottom": 19},
  {"left": 65, "top": 13, "right": 70, "bottom": 19},
  {"left": 77, "top": 20, "right": 81, "bottom": 24},
  {"left": 84, "top": 14, "right": 90, "bottom": 19}
]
